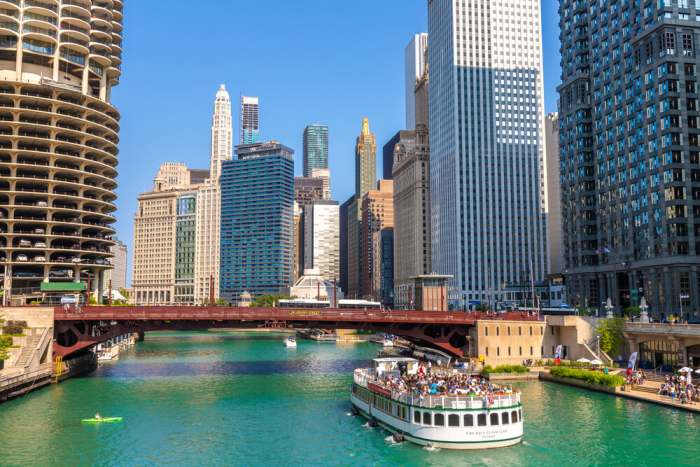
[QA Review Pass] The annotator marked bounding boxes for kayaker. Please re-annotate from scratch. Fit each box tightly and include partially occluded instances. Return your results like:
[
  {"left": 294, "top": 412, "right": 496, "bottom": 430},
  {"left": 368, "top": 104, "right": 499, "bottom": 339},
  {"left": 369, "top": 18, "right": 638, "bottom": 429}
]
[{"left": 95, "top": 413, "right": 102, "bottom": 420}]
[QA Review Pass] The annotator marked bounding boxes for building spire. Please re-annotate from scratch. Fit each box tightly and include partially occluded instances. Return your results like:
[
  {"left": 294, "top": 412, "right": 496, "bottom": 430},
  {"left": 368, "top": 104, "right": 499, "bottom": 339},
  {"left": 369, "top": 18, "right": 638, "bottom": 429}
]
[
  {"left": 210, "top": 84, "right": 233, "bottom": 181},
  {"left": 362, "top": 117, "right": 370, "bottom": 135}
]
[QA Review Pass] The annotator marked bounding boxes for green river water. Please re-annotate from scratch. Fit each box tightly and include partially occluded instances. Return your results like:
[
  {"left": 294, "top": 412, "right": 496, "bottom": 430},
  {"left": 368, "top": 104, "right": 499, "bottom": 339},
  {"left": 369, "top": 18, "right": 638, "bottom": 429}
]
[{"left": 0, "top": 331, "right": 698, "bottom": 466}]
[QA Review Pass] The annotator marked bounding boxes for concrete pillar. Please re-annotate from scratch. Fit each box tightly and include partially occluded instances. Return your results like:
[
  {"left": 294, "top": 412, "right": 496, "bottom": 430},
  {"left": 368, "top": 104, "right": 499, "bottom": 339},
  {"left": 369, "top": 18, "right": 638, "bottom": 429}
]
[
  {"left": 653, "top": 268, "right": 662, "bottom": 319},
  {"left": 690, "top": 267, "right": 699, "bottom": 320},
  {"left": 663, "top": 267, "right": 674, "bottom": 317},
  {"left": 81, "top": 66, "right": 90, "bottom": 96},
  {"left": 609, "top": 273, "right": 619, "bottom": 313},
  {"left": 97, "top": 269, "right": 104, "bottom": 305}
]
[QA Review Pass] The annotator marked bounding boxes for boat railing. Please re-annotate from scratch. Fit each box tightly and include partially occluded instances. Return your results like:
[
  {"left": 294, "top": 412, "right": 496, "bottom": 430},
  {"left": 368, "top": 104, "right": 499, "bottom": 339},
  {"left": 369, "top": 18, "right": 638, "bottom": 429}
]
[{"left": 353, "top": 369, "right": 521, "bottom": 409}]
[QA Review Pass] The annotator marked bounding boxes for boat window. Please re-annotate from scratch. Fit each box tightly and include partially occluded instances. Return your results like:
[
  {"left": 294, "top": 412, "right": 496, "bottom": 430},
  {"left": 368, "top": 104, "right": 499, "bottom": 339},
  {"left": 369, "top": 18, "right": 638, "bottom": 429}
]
[
  {"left": 502, "top": 412, "right": 510, "bottom": 424},
  {"left": 423, "top": 412, "right": 432, "bottom": 425},
  {"left": 448, "top": 414, "right": 460, "bottom": 427},
  {"left": 490, "top": 413, "right": 499, "bottom": 426},
  {"left": 512, "top": 410, "right": 518, "bottom": 423},
  {"left": 477, "top": 414, "right": 487, "bottom": 427},
  {"left": 414, "top": 410, "right": 421, "bottom": 423},
  {"left": 464, "top": 414, "right": 474, "bottom": 427},
  {"left": 434, "top": 414, "right": 445, "bottom": 426}
]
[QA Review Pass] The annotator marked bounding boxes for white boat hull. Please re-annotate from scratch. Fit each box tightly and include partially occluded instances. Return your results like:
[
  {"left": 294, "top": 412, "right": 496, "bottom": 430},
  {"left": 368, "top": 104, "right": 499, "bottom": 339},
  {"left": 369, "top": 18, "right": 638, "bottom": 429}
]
[{"left": 350, "top": 393, "right": 523, "bottom": 450}]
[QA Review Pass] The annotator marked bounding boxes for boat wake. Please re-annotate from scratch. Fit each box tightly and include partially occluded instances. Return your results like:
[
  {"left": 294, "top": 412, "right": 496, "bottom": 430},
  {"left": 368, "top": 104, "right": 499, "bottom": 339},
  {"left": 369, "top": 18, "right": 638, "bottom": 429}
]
[
  {"left": 362, "top": 422, "right": 373, "bottom": 429},
  {"left": 345, "top": 412, "right": 353, "bottom": 417},
  {"left": 423, "top": 445, "right": 441, "bottom": 452},
  {"left": 384, "top": 435, "right": 402, "bottom": 446}
]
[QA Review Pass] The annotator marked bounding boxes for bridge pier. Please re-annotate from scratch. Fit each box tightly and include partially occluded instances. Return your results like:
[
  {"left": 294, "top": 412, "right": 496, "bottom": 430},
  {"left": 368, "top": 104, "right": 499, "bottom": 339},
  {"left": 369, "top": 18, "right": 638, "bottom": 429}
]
[{"left": 137, "top": 331, "right": 145, "bottom": 342}]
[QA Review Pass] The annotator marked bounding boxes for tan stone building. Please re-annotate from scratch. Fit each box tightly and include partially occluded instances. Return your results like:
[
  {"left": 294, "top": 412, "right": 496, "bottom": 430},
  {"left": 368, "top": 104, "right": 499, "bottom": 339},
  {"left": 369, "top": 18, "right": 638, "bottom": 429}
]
[
  {"left": 131, "top": 188, "right": 179, "bottom": 305},
  {"left": 360, "top": 180, "right": 394, "bottom": 300},
  {"left": 393, "top": 124, "right": 431, "bottom": 308},
  {"left": 470, "top": 316, "right": 603, "bottom": 366}
]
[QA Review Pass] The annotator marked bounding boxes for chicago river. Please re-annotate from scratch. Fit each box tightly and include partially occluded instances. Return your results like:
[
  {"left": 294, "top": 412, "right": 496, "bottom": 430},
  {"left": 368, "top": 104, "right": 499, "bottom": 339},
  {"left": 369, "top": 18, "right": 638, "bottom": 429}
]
[{"left": 0, "top": 332, "right": 698, "bottom": 466}]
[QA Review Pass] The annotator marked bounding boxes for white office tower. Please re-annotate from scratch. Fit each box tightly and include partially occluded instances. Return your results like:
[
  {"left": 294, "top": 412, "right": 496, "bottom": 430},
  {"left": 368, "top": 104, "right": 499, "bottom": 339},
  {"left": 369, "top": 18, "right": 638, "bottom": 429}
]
[
  {"left": 209, "top": 85, "right": 233, "bottom": 181},
  {"left": 428, "top": 0, "right": 547, "bottom": 307},
  {"left": 194, "top": 85, "right": 233, "bottom": 304},
  {"left": 405, "top": 33, "right": 429, "bottom": 130},
  {"left": 303, "top": 201, "right": 340, "bottom": 281}
]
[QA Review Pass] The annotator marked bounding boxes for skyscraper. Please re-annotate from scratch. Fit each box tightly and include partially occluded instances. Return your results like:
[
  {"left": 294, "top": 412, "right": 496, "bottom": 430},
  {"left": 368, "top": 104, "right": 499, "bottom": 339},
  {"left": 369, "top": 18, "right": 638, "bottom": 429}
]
[
  {"left": 383, "top": 131, "right": 414, "bottom": 180},
  {"left": 393, "top": 124, "right": 432, "bottom": 308},
  {"left": 356, "top": 118, "right": 377, "bottom": 198},
  {"left": 240, "top": 96, "right": 260, "bottom": 145},
  {"left": 194, "top": 85, "right": 233, "bottom": 304},
  {"left": 105, "top": 239, "right": 128, "bottom": 292},
  {"left": 429, "top": 0, "right": 547, "bottom": 307},
  {"left": 210, "top": 85, "right": 233, "bottom": 181},
  {"left": 303, "top": 124, "right": 329, "bottom": 177},
  {"left": 544, "top": 113, "right": 563, "bottom": 276},
  {"left": 0, "top": 1, "right": 124, "bottom": 305},
  {"left": 220, "top": 142, "right": 294, "bottom": 303},
  {"left": 360, "top": 180, "right": 394, "bottom": 301},
  {"left": 303, "top": 200, "right": 340, "bottom": 281},
  {"left": 405, "top": 33, "right": 429, "bottom": 130},
  {"left": 559, "top": 0, "right": 700, "bottom": 316},
  {"left": 132, "top": 164, "right": 206, "bottom": 305},
  {"left": 345, "top": 118, "right": 378, "bottom": 297}
]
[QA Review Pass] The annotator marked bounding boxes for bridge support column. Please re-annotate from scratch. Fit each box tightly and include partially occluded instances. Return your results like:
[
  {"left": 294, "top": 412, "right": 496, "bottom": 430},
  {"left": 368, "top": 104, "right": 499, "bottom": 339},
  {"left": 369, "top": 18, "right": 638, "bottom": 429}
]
[{"left": 137, "top": 331, "right": 145, "bottom": 342}]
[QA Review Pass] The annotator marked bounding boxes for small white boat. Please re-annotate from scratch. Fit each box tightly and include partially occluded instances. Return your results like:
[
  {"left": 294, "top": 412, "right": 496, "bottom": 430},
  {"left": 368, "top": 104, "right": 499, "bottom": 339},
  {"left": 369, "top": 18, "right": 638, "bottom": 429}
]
[
  {"left": 284, "top": 336, "right": 297, "bottom": 348},
  {"left": 382, "top": 338, "right": 394, "bottom": 348}
]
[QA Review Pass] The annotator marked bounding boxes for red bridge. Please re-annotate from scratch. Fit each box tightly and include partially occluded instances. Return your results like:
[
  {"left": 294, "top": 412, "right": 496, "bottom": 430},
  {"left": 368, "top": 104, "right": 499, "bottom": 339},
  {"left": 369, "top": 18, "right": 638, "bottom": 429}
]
[{"left": 53, "top": 306, "right": 540, "bottom": 359}]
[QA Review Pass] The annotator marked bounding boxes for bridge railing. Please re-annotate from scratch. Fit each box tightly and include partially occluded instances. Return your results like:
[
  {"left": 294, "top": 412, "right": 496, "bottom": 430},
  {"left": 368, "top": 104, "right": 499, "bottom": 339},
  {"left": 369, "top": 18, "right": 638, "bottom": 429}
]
[{"left": 54, "top": 306, "right": 543, "bottom": 325}]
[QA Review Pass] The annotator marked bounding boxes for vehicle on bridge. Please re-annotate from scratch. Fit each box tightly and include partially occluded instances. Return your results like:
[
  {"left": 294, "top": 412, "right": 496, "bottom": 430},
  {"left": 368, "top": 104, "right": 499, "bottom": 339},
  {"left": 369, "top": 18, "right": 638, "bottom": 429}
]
[
  {"left": 350, "top": 357, "right": 523, "bottom": 449},
  {"left": 277, "top": 299, "right": 382, "bottom": 310}
]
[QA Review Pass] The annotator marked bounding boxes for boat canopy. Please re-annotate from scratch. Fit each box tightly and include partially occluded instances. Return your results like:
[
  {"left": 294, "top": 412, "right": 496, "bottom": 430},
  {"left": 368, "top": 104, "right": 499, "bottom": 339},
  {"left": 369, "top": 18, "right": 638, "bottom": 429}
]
[{"left": 373, "top": 357, "right": 419, "bottom": 376}]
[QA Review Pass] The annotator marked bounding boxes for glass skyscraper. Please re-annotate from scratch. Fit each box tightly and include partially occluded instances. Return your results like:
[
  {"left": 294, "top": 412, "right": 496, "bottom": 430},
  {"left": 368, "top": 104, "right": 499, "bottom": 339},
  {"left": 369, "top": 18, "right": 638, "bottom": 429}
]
[
  {"left": 240, "top": 96, "right": 260, "bottom": 145},
  {"left": 428, "top": 0, "right": 547, "bottom": 307},
  {"left": 559, "top": 0, "right": 700, "bottom": 316},
  {"left": 303, "top": 124, "right": 329, "bottom": 177},
  {"left": 219, "top": 142, "right": 294, "bottom": 303}
]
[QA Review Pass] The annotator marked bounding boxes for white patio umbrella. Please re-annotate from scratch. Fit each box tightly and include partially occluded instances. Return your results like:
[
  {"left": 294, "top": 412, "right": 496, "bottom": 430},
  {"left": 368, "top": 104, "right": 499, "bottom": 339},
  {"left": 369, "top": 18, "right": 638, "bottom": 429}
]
[
  {"left": 695, "top": 369, "right": 700, "bottom": 374},
  {"left": 576, "top": 358, "right": 591, "bottom": 364},
  {"left": 590, "top": 359, "right": 604, "bottom": 366},
  {"left": 679, "top": 367, "right": 693, "bottom": 373}
]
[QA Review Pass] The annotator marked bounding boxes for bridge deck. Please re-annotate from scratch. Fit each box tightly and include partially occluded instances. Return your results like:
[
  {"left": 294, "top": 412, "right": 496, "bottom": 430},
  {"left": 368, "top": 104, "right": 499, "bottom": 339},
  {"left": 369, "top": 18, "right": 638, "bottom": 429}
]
[{"left": 54, "top": 306, "right": 539, "bottom": 325}]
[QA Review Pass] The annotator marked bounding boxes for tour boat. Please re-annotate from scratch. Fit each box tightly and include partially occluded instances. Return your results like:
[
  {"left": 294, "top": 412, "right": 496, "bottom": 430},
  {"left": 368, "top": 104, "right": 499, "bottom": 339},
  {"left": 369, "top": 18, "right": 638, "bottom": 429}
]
[
  {"left": 350, "top": 358, "right": 524, "bottom": 450},
  {"left": 284, "top": 336, "right": 297, "bottom": 348}
]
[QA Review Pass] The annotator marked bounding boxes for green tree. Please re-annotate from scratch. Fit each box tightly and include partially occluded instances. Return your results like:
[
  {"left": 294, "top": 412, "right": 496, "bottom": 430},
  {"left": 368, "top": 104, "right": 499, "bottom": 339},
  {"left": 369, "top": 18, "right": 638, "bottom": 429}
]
[
  {"left": 215, "top": 298, "right": 229, "bottom": 307},
  {"left": 475, "top": 303, "right": 490, "bottom": 312},
  {"left": 251, "top": 295, "right": 289, "bottom": 308},
  {"left": 0, "top": 313, "right": 10, "bottom": 361},
  {"left": 597, "top": 318, "right": 625, "bottom": 356}
]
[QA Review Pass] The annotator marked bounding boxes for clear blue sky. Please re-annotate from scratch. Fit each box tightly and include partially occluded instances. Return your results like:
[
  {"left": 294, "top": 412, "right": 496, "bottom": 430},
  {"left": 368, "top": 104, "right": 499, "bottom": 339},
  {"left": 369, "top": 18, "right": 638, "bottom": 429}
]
[{"left": 113, "top": 0, "right": 561, "bottom": 265}]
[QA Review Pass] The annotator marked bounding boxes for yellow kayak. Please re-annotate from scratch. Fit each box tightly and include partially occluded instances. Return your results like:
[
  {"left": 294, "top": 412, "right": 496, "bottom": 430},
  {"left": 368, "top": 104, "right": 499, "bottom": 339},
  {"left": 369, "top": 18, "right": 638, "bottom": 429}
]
[{"left": 81, "top": 417, "right": 123, "bottom": 423}]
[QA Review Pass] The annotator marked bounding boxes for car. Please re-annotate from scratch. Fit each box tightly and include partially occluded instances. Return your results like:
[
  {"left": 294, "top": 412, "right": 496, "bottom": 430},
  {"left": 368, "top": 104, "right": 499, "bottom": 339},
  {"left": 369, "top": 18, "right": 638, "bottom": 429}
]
[
  {"left": 34, "top": 241, "right": 46, "bottom": 248},
  {"left": 16, "top": 254, "right": 28, "bottom": 262},
  {"left": 33, "top": 228, "right": 44, "bottom": 234},
  {"left": 55, "top": 256, "right": 67, "bottom": 262},
  {"left": 14, "top": 272, "right": 36, "bottom": 278},
  {"left": 18, "top": 239, "right": 31, "bottom": 247},
  {"left": 35, "top": 201, "right": 48, "bottom": 207},
  {"left": 70, "top": 257, "right": 81, "bottom": 263},
  {"left": 95, "top": 258, "right": 107, "bottom": 265},
  {"left": 49, "top": 270, "right": 73, "bottom": 278},
  {"left": 33, "top": 256, "right": 45, "bottom": 262}
]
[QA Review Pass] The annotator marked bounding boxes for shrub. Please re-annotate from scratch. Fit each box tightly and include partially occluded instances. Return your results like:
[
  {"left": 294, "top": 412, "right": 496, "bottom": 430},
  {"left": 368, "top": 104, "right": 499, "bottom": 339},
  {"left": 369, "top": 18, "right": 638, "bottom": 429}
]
[
  {"left": 482, "top": 364, "right": 529, "bottom": 375},
  {"left": 0, "top": 334, "right": 11, "bottom": 361},
  {"left": 549, "top": 366, "right": 624, "bottom": 388},
  {"left": 3, "top": 321, "right": 27, "bottom": 335}
]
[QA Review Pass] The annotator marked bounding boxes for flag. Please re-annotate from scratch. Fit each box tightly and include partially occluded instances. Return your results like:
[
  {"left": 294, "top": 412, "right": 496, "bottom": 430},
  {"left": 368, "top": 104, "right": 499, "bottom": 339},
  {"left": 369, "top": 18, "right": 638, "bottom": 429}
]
[{"left": 628, "top": 352, "right": 638, "bottom": 370}]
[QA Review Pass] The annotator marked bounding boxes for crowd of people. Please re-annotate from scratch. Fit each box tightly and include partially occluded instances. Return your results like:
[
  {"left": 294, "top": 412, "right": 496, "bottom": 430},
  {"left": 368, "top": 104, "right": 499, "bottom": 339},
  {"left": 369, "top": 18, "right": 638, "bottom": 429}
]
[
  {"left": 377, "top": 363, "right": 515, "bottom": 400},
  {"left": 626, "top": 369, "right": 646, "bottom": 386},
  {"left": 658, "top": 374, "right": 700, "bottom": 404}
]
